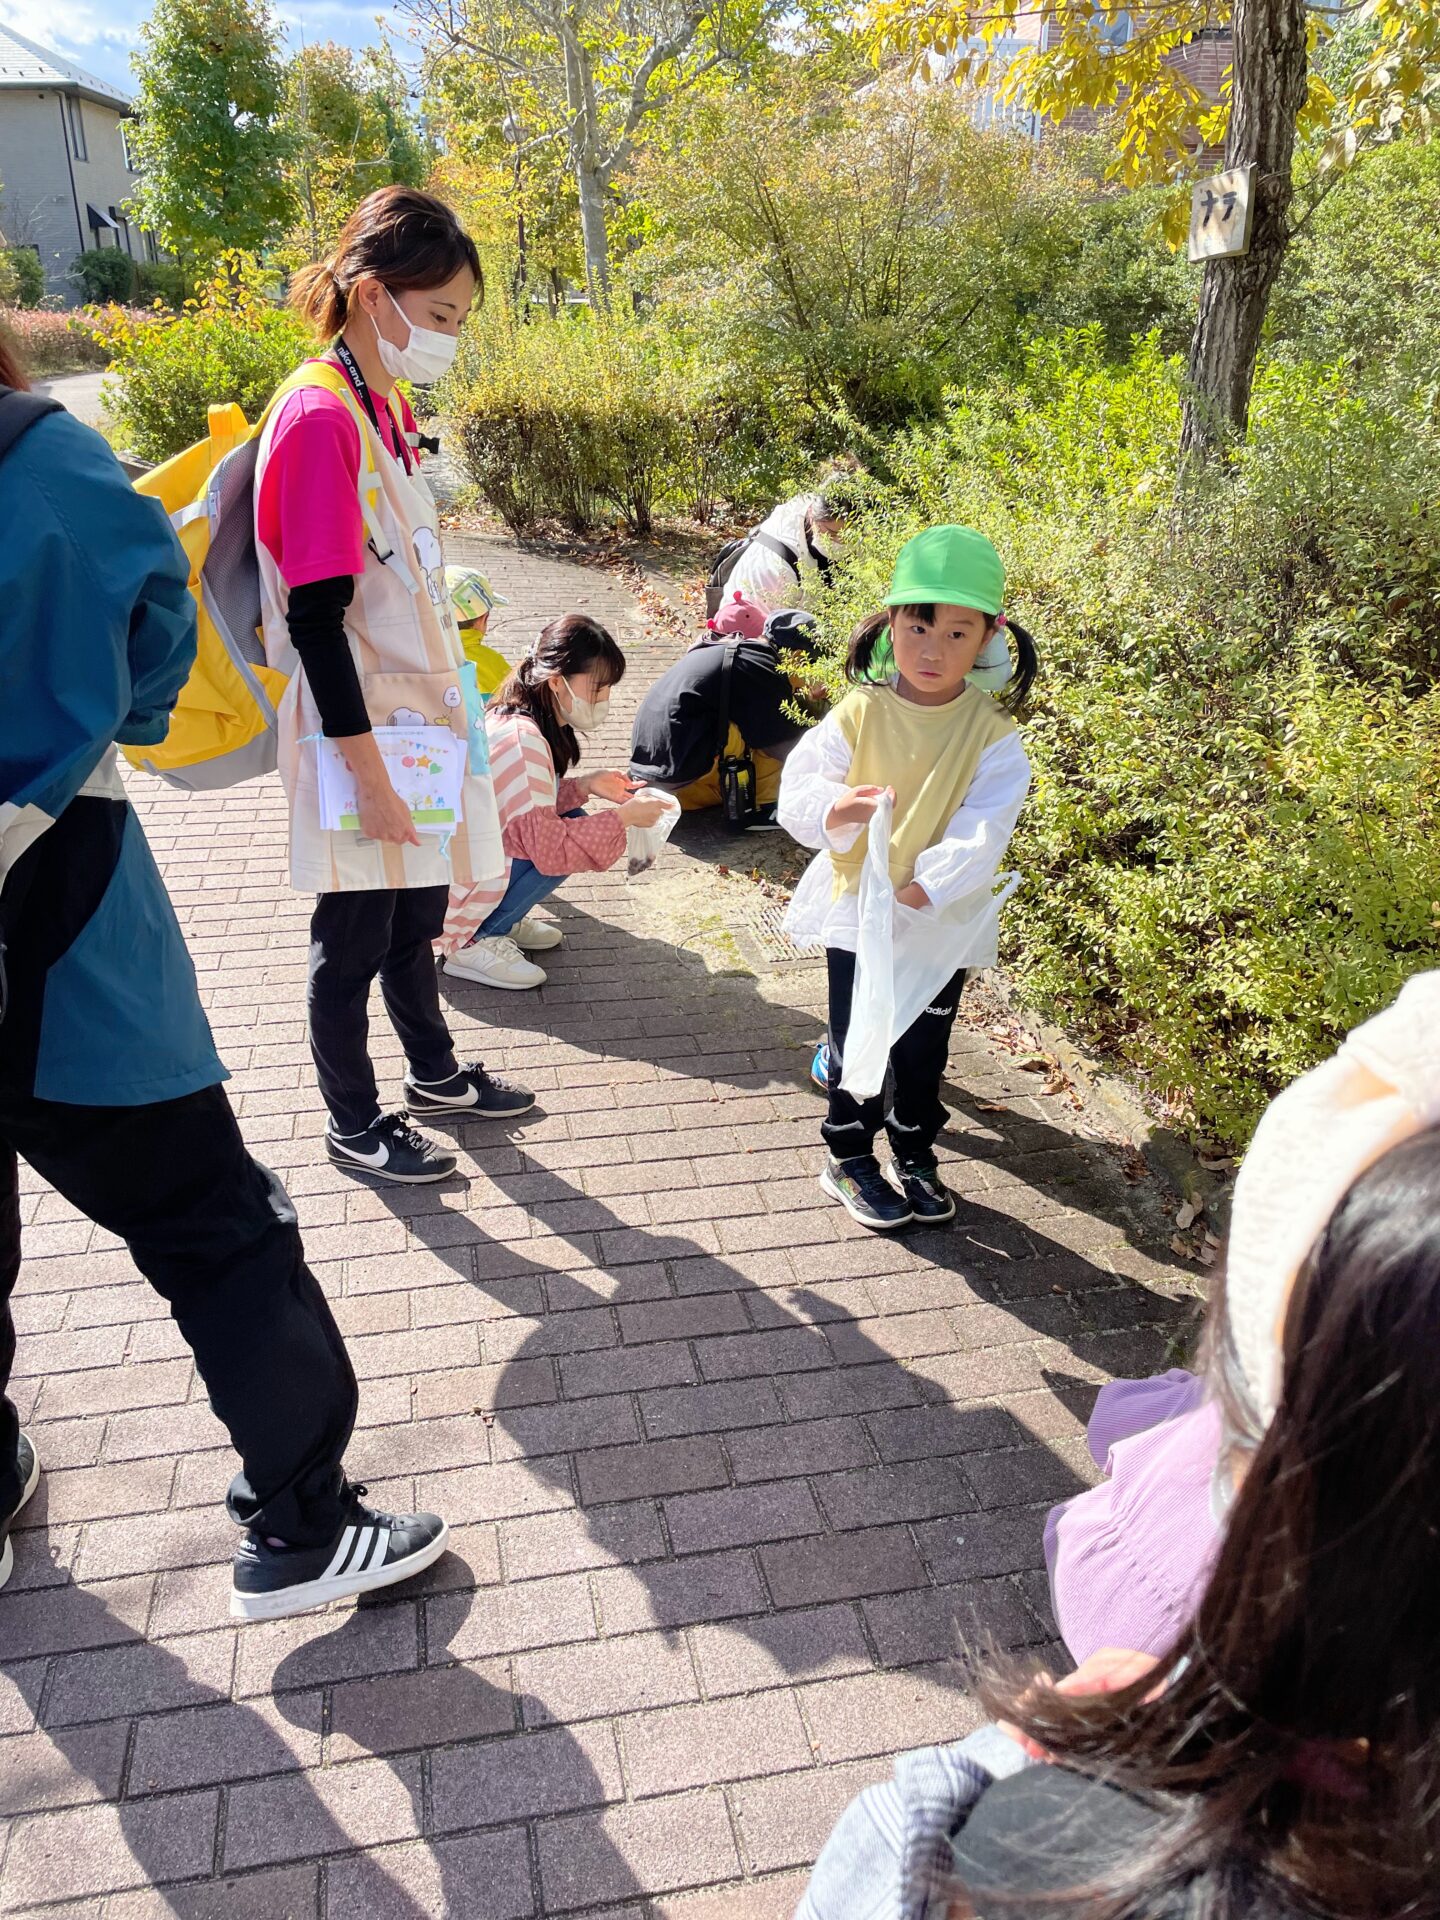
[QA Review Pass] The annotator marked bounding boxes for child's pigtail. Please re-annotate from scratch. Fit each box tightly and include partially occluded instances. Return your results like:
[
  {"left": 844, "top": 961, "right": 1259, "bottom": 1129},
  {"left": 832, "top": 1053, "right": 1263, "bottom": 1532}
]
[
  {"left": 999, "top": 619, "right": 1038, "bottom": 711},
  {"left": 844, "top": 610, "right": 892, "bottom": 685}
]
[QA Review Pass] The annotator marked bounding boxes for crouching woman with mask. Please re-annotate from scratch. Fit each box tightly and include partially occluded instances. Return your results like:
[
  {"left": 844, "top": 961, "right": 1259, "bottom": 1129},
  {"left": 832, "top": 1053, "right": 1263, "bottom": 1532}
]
[{"left": 439, "top": 615, "right": 671, "bottom": 990}]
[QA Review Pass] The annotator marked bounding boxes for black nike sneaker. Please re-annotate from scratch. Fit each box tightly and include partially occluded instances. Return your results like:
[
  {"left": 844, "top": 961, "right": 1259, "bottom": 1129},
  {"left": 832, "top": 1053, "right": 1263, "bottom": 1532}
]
[
  {"left": 819, "top": 1153, "right": 914, "bottom": 1231},
  {"left": 230, "top": 1486, "right": 449, "bottom": 1621},
  {"left": 326, "top": 1112, "right": 458, "bottom": 1183},
  {"left": 402, "top": 1063, "right": 536, "bottom": 1120},
  {"left": 0, "top": 1433, "right": 40, "bottom": 1592},
  {"left": 895, "top": 1160, "right": 957, "bottom": 1224}
]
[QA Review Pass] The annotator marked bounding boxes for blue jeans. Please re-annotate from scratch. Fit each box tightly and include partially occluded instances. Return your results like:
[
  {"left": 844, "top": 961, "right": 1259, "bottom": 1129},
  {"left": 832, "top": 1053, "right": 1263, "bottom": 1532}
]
[{"left": 475, "top": 809, "right": 581, "bottom": 939}]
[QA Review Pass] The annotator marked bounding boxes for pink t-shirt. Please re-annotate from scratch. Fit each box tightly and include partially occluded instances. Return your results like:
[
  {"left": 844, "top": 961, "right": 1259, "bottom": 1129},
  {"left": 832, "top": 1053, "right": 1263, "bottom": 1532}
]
[{"left": 256, "top": 364, "right": 417, "bottom": 589}]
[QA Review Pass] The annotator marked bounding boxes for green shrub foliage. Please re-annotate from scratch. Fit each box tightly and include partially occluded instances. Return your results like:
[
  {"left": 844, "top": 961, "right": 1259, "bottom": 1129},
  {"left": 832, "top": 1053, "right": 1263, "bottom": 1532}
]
[
  {"left": 443, "top": 304, "right": 805, "bottom": 533},
  {"left": 1, "top": 247, "right": 45, "bottom": 308},
  {"left": 70, "top": 247, "right": 139, "bottom": 305},
  {"left": 97, "top": 256, "right": 310, "bottom": 462}
]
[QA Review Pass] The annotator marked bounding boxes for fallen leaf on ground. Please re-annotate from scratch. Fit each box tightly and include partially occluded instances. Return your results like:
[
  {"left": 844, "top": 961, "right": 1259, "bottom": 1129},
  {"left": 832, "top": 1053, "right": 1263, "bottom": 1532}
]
[
  {"left": 1170, "top": 1233, "right": 1198, "bottom": 1261},
  {"left": 1176, "top": 1199, "right": 1202, "bottom": 1230}
]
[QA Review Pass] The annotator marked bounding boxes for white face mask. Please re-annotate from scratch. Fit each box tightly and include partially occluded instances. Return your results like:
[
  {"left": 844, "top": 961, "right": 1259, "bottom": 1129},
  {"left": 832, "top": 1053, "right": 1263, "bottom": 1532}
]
[
  {"left": 563, "top": 679, "right": 609, "bottom": 734},
  {"left": 371, "top": 286, "right": 459, "bottom": 385}
]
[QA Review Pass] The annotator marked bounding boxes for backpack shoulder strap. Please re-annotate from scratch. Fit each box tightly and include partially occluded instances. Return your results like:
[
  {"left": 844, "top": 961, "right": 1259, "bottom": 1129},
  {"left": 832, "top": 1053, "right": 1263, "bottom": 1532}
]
[
  {"left": 0, "top": 387, "right": 63, "bottom": 462},
  {"left": 750, "top": 527, "right": 801, "bottom": 576},
  {"left": 264, "top": 360, "right": 418, "bottom": 595},
  {"left": 716, "top": 641, "right": 739, "bottom": 762}
]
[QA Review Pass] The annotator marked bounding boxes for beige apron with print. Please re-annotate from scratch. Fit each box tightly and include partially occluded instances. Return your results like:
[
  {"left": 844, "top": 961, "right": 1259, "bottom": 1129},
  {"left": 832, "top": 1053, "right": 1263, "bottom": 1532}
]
[{"left": 254, "top": 361, "right": 505, "bottom": 896}]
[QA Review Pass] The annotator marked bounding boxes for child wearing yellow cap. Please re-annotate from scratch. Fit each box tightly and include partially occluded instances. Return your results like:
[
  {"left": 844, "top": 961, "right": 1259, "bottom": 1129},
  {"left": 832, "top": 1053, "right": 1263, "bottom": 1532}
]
[{"left": 778, "top": 526, "right": 1038, "bottom": 1231}]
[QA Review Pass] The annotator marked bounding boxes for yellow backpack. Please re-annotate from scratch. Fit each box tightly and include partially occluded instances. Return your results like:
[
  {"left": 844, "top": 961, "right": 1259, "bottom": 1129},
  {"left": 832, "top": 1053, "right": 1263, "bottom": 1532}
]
[{"left": 123, "top": 360, "right": 416, "bottom": 789}]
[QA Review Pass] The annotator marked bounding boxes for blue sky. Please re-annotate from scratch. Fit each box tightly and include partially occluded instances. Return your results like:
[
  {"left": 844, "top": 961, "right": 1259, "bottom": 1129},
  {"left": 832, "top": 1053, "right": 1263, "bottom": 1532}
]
[{"left": 0, "top": 0, "right": 413, "bottom": 96}]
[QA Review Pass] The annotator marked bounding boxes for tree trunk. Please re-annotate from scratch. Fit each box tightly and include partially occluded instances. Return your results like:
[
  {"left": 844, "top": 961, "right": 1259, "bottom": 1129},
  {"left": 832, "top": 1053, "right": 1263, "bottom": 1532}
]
[
  {"left": 1178, "top": 0, "right": 1308, "bottom": 462},
  {"left": 560, "top": 33, "right": 612, "bottom": 306},
  {"left": 575, "top": 157, "right": 611, "bottom": 304}
]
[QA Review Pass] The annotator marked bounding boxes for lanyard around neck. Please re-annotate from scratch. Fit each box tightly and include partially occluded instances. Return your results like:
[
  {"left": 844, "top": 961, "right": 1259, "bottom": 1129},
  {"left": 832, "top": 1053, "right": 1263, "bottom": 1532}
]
[{"left": 330, "top": 335, "right": 413, "bottom": 474}]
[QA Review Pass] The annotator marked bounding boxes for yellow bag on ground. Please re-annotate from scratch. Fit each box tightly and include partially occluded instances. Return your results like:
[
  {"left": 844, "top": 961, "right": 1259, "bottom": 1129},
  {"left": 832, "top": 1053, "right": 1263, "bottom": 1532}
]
[{"left": 675, "top": 728, "right": 783, "bottom": 810}]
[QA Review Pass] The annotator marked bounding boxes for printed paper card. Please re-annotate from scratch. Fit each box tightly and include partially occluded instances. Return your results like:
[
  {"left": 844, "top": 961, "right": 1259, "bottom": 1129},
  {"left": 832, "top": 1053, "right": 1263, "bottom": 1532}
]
[{"left": 317, "top": 726, "right": 464, "bottom": 834}]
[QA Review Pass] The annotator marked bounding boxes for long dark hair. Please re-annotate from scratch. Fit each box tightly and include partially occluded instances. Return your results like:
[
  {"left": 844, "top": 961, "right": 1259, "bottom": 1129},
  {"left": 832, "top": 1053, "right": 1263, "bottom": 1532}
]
[
  {"left": 493, "top": 614, "right": 627, "bottom": 775},
  {"left": 974, "top": 1126, "right": 1440, "bottom": 1920},
  {"left": 290, "top": 186, "right": 482, "bottom": 339},
  {"left": 845, "top": 605, "right": 1039, "bottom": 711},
  {"left": 0, "top": 324, "right": 27, "bottom": 390}
]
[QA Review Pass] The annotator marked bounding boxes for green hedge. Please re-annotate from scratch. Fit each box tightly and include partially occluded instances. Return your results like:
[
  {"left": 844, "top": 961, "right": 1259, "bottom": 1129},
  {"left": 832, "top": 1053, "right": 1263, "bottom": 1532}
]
[
  {"left": 70, "top": 247, "right": 138, "bottom": 304},
  {"left": 0, "top": 246, "right": 45, "bottom": 308},
  {"left": 97, "top": 263, "right": 310, "bottom": 463},
  {"left": 442, "top": 308, "right": 806, "bottom": 534},
  {"left": 817, "top": 334, "right": 1440, "bottom": 1147}
]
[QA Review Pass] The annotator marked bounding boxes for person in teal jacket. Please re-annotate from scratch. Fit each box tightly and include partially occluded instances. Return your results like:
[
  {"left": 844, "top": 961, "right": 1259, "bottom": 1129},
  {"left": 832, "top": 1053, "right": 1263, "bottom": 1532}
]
[{"left": 0, "top": 342, "right": 449, "bottom": 1619}]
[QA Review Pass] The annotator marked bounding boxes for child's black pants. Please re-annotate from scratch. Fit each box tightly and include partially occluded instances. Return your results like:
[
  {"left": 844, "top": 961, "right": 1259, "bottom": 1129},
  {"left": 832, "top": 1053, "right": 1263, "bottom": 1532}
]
[{"left": 822, "top": 947, "right": 967, "bottom": 1166}]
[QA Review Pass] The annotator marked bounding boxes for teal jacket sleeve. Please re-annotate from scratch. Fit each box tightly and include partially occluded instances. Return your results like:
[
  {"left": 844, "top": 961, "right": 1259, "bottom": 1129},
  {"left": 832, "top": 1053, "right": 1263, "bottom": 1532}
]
[{"left": 0, "top": 410, "right": 196, "bottom": 820}]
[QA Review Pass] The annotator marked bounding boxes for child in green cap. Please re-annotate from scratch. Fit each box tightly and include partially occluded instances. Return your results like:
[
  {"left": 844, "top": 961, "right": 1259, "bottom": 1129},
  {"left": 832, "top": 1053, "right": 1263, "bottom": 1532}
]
[{"left": 777, "top": 526, "right": 1038, "bottom": 1231}]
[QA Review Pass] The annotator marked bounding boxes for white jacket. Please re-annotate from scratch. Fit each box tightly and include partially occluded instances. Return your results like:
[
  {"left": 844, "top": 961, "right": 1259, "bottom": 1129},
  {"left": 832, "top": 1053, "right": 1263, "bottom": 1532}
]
[{"left": 724, "top": 495, "right": 826, "bottom": 613}]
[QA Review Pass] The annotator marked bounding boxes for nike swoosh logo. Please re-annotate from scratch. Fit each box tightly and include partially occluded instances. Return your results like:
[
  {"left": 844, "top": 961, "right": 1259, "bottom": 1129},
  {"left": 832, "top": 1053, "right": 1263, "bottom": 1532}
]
[
  {"left": 412, "top": 1086, "right": 477, "bottom": 1106},
  {"left": 331, "top": 1139, "right": 390, "bottom": 1166}
]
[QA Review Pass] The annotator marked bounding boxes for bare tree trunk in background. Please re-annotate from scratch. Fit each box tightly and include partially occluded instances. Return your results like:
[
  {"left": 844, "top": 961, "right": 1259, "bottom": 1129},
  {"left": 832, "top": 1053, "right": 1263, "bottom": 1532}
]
[
  {"left": 574, "top": 157, "right": 612, "bottom": 304},
  {"left": 560, "top": 32, "right": 612, "bottom": 306},
  {"left": 1179, "top": 0, "right": 1309, "bottom": 462}
]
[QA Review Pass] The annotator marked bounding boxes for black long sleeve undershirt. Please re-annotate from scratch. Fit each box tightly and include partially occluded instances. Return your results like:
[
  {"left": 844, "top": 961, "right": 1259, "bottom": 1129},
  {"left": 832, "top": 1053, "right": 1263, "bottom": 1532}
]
[{"left": 286, "top": 575, "right": 369, "bottom": 738}]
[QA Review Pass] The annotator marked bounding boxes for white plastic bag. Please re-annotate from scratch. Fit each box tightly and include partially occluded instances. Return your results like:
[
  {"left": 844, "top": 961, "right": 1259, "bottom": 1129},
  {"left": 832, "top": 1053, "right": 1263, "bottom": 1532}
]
[
  {"left": 840, "top": 791, "right": 1020, "bottom": 1100},
  {"left": 625, "top": 787, "right": 683, "bottom": 879}
]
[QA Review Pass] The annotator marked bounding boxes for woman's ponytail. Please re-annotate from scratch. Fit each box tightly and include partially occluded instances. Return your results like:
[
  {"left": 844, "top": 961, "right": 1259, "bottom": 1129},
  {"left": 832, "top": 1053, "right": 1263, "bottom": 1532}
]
[
  {"left": 1000, "top": 619, "right": 1038, "bottom": 711},
  {"left": 844, "top": 610, "right": 893, "bottom": 685},
  {"left": 289, "top": 259, "right": 348, "bottom": 340}
]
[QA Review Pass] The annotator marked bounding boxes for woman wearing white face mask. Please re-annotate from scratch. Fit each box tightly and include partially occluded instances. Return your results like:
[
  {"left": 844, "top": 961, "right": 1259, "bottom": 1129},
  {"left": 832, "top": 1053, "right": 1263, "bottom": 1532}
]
[
  {"left": 254, "top": 186, "right": 531, "bottom": 1184},
  {"left": 440, "top": 616, "right": 671, "bottom": 990}
]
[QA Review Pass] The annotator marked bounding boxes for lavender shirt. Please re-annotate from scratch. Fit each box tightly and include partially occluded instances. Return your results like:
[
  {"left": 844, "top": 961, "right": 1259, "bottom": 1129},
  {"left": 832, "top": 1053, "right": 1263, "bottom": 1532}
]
[{"left": 1044, "top": 1369, "right": 1224, "bottom": 1665}]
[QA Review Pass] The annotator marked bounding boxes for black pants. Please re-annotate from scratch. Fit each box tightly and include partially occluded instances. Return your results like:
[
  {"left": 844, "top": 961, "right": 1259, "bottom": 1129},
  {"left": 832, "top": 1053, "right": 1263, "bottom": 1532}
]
[
  {"left": 823, "top": 947, "right": 966, "bottom": 1165},
  {"left": 0, "top": 1083, "right": 357, "bottom": 1545},
  {"left": 308, "top": 886, "right": 458, "bottom": 1136}
]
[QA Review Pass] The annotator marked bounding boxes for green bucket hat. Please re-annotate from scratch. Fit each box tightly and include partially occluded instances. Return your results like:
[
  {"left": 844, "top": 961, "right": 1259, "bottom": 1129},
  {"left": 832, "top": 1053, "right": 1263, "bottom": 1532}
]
[{"left": 885, "top": 525, "right": 1005, "bottom": 616}]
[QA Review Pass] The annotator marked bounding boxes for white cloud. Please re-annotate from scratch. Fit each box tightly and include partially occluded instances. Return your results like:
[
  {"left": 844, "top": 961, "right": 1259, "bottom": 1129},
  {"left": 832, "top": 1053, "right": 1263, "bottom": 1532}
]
[
  {"left": 1, "top": 0, "right": 410, "bottom": 88},
  {"left": 0, "top": 0, "right": 141, "bottom": 87}
]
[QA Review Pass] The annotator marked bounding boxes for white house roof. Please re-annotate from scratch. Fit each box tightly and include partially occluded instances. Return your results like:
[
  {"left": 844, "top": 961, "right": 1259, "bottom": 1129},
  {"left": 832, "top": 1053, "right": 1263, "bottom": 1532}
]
[{"left": 0, "top": 22, "right": 132, "bottom": 109}]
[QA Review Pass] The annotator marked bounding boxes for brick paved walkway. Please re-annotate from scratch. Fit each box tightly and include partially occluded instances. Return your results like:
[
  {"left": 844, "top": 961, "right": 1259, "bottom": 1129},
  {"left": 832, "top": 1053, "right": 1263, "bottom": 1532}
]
[{"left": 1, "top": 535, "right": 1192, "bottom": 1918}]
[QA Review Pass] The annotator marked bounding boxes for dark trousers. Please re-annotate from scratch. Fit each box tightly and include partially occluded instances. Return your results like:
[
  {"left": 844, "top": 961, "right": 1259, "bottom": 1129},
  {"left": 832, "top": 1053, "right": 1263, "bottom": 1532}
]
[
  {"left": 308, "top": 886, "right": 458, "bottom": 1136},
  {"left": 823, "top": 947, "right": 967, "bottom": 1165},
  {"left": 0, "top": 1083, "right": 357, "bottom": 1545}
]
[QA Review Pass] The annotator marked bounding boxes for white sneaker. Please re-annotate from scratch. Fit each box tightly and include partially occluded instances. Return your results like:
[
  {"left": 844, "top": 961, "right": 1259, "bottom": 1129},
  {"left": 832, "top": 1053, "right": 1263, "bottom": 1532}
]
[
  {"left": 512, "top": 917, "right": 563, "bottom": 953},
  {"left": 443, "top": 935, "right": 547, "bottom": 991}
]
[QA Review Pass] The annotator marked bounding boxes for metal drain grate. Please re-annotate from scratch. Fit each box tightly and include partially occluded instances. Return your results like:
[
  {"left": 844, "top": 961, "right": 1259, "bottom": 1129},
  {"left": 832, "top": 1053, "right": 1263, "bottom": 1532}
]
[{"left": 738, "top": 900, "right": 824, "bottom": 969}]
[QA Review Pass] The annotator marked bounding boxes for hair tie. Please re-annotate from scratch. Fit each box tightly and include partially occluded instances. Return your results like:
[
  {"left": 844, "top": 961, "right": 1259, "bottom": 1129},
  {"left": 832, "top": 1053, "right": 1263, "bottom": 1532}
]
[{"left": 994, "top": 612, "right": 1008, "bottom": 629}]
